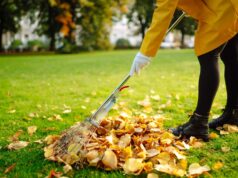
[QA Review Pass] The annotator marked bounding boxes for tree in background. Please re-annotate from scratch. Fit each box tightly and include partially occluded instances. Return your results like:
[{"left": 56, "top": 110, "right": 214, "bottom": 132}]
[
  {"left": 78, "top": 0, "right": 117, "bottom": 51},
  {"left": 0, "top": 0, "right": 29, "bottom": 51},
  {"left": 34, "top": 0, "right": 60, "bottom": 51},
  {"left": 127, "top": 0, "right": 156, "bottom": 40},
  {"left": 127, "top": 1, "right": 197, "bottom": 47},
  {"left": 172, "top": 10, "right": 197, "bottom": 47}
]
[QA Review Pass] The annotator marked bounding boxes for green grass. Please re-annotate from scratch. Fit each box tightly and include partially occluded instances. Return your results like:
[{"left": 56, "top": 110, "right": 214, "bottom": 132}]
[{"left": 0, "top": 49, "right": 237, "bottom": 178}]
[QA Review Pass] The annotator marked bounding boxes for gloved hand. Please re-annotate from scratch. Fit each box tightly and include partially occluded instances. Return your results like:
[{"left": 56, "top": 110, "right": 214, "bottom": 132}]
[{"left": 129, "top": 52, "right": 151, "bottom": 76}]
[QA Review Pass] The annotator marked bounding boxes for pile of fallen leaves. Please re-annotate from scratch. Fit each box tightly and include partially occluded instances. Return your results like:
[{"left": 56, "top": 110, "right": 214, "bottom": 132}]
[{"left": 44, "top": 112, "right": 211, "bottom": 177}]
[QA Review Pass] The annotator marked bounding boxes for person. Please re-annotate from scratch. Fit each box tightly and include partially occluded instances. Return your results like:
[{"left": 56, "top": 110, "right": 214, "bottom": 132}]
[{"left": 129, "top": 0, "right": 238, "bottom": 141}]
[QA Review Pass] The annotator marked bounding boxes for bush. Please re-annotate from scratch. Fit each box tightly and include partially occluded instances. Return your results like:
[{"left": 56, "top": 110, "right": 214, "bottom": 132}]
[
  {"left": 27, "top": 40, "right": 48, "bottom": 52},
  {"left": 9, "top": 40, "right": 23, "bottom": 51},
  {"left": 115, "top": 38, "right": 131, "bottom": 49},
  {"left": 57, "top": 39, "right": 79, "bottom": 54}
]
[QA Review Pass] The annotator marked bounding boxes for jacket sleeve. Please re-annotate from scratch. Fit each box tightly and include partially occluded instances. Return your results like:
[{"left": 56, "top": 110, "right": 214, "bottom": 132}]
[{"left": 140, "top": 0, "right": 179, "bottom": 57}]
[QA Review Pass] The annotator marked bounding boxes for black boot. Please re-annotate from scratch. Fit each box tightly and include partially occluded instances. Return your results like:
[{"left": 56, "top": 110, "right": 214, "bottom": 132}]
[
  {"left": 171, "top": 113, "right": 209, "bottom": 142},
  {"left": 209, "top": 108, "right": 238, "bottom": 129}
]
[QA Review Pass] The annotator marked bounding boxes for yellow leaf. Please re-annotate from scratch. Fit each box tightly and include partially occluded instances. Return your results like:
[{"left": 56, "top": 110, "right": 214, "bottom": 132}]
[
  {"left": 123, "top": 158, "right": 144, "bottom": 175},
  {"left": 209, "top": 132, "right": 219, "bottom": 139},
  {"left": 221, "top": 146, "right": 230, "bottom": 153},
  {"left": 143, "top": 162, "right": 153, "bottom": 173},
  {"left": 157, "top": 152, "right": 171, "bottom": 165},
  {"left": 188, "top": 163, "right": 211, "bottom": 176},
  {"left": 212, "top": 161, "right": 223, "bottom": 170},
  {"left": 49, "top": 0, "right": 57, "bottom": 6},
  {"left": 27, "top": 126, "right": 37, "bottom": 136},
  {"left": 68, "top": 143, "right": 81, "bottom": 155},
  {"left": 44, "top": 147, "right": 54, "bottom": 158},
  {"left": 7, "top": 109, "right": 16, "bottom": 114},
  {"left": 102, "top": 149, "right": 118, "bottom": 170},
  {"left": 63, "top": 164, "right": 72, "bottom": 173}
]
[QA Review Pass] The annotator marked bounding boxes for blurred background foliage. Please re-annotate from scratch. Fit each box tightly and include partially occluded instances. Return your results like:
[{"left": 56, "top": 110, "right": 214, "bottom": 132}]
[{"left": 0, "top": 0, "right": 196, "bottom": 53}]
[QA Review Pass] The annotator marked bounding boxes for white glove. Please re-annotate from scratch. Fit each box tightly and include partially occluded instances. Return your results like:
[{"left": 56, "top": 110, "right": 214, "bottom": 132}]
[{"left": 130, "top": 52, "right": 151, "bottom": 76}]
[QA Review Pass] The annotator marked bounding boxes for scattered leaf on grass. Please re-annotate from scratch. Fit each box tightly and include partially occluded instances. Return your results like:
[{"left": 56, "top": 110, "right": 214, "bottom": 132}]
[
  {"left": 28, "top": 112, "right": 39, "bottom": 118},
  {"left": 48, "top": 170, "right": 62, "bottom": 178},
  {"left": 188, "top": 163, "right": 210, "bottom": 176},
  {"left": 221, "top": 146, "right": 230, "bottom": 153},
  {"left": 212, "top": 161, "right": 224, "bottom": 170},
  {"left": 220, "top": 130, "right": 229, "bottom": 135},
  {"left": 9, "top": 130, "right": 23, "bottom": 142},
  {"left": 34, "top": 139, "right": 43, "bottom": 144},
  {"left": 48, "top": 115, "right": 63, "bottom": 121},
  {"left": 63, "top": 109, "right": 71, "bottom": 114},
  {"left": 150, "top": 95, "right": 160, "bottom": 101},
  {"left": 138, "top": 97, "right": 151, "bottom": 108},
  {"left": 7, "top": 141, "right": 29, "bottom": 150},
  {"left": 27, "top": 126, "right": 37, "bottom": 136},
  {"left": 4, "top": 163, "right": 16, "bottom": 174},
  {"left": 209, "top": 132, "right": 219, "bottom": 139},
  {"left": 223, "top": 124, "right": 238, "bottom": 133},
  {"left": 7, "top": 109, "right": 16, "bottom": 114}
]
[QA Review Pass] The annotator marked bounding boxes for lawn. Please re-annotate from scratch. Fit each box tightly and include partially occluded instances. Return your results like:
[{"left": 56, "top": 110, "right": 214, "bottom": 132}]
[{"left": 0, "top": 49, "right": 237, "bottom": 178}]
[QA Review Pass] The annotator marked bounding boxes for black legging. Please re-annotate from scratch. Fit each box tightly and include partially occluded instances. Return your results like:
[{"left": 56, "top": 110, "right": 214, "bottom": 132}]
[{"left": 195, "top": 34, "right": 238, "bottom": 116}]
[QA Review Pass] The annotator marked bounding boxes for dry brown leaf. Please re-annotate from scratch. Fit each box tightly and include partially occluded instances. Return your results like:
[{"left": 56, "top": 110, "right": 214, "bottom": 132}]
[
  {"left": 102, "top": 149, "right": 118, "bottom": 169},
  {"left": 44, "top": 147, "right": 54, "bottom": 158},
  {"left": 44, "top": 135, "right": 60, "bottom": 145},
  {"left": 220, "top": 130, "right": 229, "bottom": 135},
  {"left": 223, "top": 124, "right": 238, "bottom": 133},
  {"left": 188, "top": 163, "right": 210, "bottom": 176},
  {"left": 9, "top": 130, "right": 23, "bottom": 142},
  {"left": 4, "top": 163, "right": 16, "bottom": 174},
  {"left": 86, "top": 150, "right": 99, "bottom": 162},
  {"left": 48, "top": 170, "right": 62, "bottom": 178},
  {"left": 7, "top": 141, "right": 29, "bottom": 150},
  {"left": 212, "top": 161, "right": 224, "bottom": 170},
  {"left": 48, "top": 114, "right": 63, "bottom": 121},
  {"left": 118, "top": 134, "right": 131, "bottom": 148},
  {"left": 27, "top": 126, "right": 37, "bottom": 136}
]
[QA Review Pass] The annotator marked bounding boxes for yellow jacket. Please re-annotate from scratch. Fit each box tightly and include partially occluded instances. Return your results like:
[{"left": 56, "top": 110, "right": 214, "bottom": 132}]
[{"left": 140, "top": 0, "right": 238, "bottom": 57}]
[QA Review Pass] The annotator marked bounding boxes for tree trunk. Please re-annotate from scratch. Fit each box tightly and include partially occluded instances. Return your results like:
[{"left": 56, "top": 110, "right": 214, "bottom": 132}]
[
  {"left": 48, "top": 6, "right": 55, "bottom": 51},
  {"left": 0, "top": 18, "right": 3, "bottom": 52},
  {"left": 138, "top": 15, "right": 146, "bottom": 41},
  {"left": 181, "top": 29, "right": 185, "bottom": 48}
]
